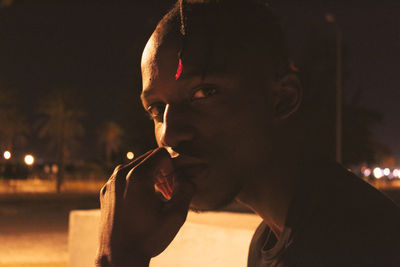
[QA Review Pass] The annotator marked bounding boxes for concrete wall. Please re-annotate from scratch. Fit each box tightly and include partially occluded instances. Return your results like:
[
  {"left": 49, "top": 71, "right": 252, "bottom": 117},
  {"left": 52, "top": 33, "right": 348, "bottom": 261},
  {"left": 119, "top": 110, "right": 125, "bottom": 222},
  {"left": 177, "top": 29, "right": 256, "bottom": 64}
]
[
  {"left": 0, "top": 179, "right": 104, "bottom": 194},
  {"left": 68, "top": 210, "right": 262, "bottom": 267}
]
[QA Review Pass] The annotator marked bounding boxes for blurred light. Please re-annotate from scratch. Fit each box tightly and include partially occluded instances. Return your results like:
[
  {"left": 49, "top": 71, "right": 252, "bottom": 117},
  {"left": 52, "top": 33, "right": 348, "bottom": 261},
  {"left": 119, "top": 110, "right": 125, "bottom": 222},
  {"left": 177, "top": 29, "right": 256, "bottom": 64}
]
[
  {"left": 24, "top": 154, "right": 34, "bottom": 166},
  {"left": 325, "top": 13, "right": 336, "bottom": 23},
  {"left": 126, "top": 151, "right": 134, "bottom": 160},
  {"left": 393, "top": 169, "right": 400, "bottom": 178},
  {"left": 3, "top": 150, "right": 11, "bottom": 160},
  {"left": 373, "top": 167, "right": 383, "bottom": 179},
  {"left": 363, "top": 168, "right": 371, "bottom": 177},
  {"left": 44, "top": 165, "right": 50, "bottom": 174},
  {"left": 383, "top": 168, "right": 390, "bottom": 176},
  {"left": 51, "top": 164, "right": 58, "bottom": 174}
]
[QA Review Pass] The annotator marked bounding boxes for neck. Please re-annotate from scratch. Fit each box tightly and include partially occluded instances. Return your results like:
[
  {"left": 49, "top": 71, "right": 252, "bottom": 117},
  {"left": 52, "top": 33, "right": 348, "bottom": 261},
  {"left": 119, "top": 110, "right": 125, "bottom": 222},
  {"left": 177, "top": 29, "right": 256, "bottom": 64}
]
[{"left": 235, "top": 144, "right": 301, "bottom": 239}]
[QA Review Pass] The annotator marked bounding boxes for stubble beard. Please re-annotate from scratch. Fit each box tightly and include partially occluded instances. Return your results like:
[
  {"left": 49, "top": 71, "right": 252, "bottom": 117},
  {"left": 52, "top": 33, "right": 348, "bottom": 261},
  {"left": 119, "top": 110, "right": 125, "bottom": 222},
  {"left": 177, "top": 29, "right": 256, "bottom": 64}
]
[{"left": 188, "top": 181, "right": 244, "bottom": 213}]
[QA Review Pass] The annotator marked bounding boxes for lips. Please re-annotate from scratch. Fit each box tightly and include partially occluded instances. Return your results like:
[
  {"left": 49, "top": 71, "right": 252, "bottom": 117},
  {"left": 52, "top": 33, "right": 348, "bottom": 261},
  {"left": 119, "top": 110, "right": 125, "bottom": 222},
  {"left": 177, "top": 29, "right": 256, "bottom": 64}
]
[
  {"left": 153, "top": 154, "right": 175, "bottom": 200},
  {"left": 154, "top": 169, "right": 175, "bottom": 200},
  {"left": 153, "top": 154, "right": 208, "bottom": 200},
  {"left": 154, "top": 164, "right": 207, "bottom": 200}
]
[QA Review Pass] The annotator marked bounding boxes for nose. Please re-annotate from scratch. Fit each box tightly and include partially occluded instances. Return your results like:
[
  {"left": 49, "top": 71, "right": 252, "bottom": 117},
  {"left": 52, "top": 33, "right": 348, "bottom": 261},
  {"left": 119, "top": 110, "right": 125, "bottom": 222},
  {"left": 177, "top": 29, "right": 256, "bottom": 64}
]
[{"left": 157, "top": 104, "right": 195, "bottom": 149}]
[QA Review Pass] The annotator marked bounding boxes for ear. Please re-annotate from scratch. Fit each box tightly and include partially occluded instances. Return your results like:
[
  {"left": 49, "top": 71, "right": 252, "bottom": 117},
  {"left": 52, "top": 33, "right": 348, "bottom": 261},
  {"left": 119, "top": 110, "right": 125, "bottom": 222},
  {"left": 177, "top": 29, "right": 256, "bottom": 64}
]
[{"left": 272, "top": 73, "right": 302, "bottom": 120}]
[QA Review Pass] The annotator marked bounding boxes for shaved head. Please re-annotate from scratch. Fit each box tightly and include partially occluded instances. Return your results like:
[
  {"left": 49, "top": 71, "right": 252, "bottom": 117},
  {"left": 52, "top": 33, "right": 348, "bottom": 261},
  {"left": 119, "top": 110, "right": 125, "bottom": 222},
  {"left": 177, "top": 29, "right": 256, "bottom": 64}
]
[{"left": 143, "top": 0, "right": 289, "bottom": 87}]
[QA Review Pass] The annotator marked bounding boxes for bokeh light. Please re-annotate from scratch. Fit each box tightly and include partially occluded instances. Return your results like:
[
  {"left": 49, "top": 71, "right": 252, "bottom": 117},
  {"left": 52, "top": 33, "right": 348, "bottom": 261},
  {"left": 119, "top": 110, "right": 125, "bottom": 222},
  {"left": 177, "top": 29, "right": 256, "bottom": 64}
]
[
  {"left": 373, "top": 167, "right": 383, "bottom": 179},
  {"left": 363, "top": 168, "right": 371, "bottom": 177},
  {"left": 126, "top": 151, "right": 134, "bottom": 160},
  {"left": 52, "top": 164, "right": 59, "bottom": 174},
  {"left": 24, "top": 154, "right": 35, "bottom": 166},
  {"left": 3, "top": 150, "right": 11, "bottom": 160},
  {"left": 383, "top": 168, "right": 390, "bottom": 176}
]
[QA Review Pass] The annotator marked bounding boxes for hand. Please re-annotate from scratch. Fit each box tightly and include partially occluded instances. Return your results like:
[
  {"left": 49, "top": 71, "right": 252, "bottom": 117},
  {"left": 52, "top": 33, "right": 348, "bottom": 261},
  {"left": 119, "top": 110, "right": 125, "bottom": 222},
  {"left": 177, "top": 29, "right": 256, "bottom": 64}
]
[{"left": 95, "top": 148, "right": 196, "bottom": 267}]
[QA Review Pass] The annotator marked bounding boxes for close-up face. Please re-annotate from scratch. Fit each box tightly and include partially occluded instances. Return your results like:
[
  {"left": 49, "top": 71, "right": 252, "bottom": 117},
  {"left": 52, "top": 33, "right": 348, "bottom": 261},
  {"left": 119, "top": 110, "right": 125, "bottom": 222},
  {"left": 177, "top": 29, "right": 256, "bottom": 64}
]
[{"left": 140, "top": 23, "right": 277, "bottom": 211}]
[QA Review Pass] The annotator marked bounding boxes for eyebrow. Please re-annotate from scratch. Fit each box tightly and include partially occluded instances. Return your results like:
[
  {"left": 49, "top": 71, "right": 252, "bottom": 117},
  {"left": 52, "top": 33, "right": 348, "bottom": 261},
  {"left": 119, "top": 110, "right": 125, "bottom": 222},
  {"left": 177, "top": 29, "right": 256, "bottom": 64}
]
[{"left": 140, "top": 71, "right": 206, "bottom": 102}]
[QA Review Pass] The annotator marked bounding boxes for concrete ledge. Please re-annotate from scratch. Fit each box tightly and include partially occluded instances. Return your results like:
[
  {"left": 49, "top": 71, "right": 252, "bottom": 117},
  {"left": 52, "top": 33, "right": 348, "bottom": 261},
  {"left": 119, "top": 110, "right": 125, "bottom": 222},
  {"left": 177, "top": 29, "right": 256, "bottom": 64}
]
[{"left": 69, "top": 210, "right": 262, "bottom": 267}]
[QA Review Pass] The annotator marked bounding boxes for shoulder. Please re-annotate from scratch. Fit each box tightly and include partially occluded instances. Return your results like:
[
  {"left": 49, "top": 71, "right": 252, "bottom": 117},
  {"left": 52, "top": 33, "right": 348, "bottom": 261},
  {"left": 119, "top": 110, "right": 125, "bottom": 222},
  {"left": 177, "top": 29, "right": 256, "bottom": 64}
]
[{"left": 289, "top": 163, "right": 400, "bottom": 265}]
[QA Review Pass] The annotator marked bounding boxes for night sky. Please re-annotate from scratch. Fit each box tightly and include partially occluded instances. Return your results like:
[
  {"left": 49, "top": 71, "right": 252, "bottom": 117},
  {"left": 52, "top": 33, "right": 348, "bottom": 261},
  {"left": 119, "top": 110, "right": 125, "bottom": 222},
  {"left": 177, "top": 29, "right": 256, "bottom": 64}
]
[{"left": 0, "top": 0, "right": 399, "bottom": 163}]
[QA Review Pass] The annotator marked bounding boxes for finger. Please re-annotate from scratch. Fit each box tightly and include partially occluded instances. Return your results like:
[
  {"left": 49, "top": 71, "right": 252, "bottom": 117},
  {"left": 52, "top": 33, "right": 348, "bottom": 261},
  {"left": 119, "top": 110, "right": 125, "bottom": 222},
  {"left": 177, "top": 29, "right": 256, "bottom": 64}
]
[
  {"left": 108, "top": 150, "right": 155, "bottom": 198},
  {"left": 124, "top": 147, "right": 172, "bottom": 199},
  {"left": 113, "top": 149, "right": 155, "bottom": 181}
]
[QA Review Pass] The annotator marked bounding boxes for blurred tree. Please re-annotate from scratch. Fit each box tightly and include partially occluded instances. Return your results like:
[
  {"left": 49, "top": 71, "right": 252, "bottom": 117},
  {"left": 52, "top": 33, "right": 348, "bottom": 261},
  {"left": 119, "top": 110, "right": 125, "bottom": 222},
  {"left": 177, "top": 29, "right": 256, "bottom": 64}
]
[
  {"left": 342, "top": 89, "right": 391, "bottom": 165},
  {"left": 298, "top": 27, "right": 390, "bottom": 166},
  {"left": 36, "top": 90, "right": 84, "bottom": 193},
  {"left": 98, "top": 121, "right": 124, "bottom": 167},
  {"left": 0, "top": 87, "right": 29, "bottom": 153}
]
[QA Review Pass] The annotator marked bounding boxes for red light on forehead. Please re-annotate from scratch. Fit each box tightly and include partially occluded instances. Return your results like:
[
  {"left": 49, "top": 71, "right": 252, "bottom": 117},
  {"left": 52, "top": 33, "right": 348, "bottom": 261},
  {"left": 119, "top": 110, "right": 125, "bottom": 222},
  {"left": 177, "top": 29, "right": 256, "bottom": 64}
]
[{"left": 175, "top": 58, "right": 183, "bottom": 80}]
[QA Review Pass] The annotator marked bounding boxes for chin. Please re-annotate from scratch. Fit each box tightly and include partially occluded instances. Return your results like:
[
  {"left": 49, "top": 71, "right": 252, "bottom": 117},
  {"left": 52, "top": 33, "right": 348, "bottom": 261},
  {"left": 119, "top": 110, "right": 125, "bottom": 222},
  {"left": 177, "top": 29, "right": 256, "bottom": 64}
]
[{"left": 188, "top": 184, "right": 242, "bottom": 212}]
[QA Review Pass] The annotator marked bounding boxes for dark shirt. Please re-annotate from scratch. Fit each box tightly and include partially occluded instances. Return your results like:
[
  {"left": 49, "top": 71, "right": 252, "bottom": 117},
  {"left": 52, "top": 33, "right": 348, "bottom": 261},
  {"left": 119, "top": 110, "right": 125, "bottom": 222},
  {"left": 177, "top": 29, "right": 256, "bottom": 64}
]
[{"left": 248, "top": 162, "right": 400, "bottom": 267}]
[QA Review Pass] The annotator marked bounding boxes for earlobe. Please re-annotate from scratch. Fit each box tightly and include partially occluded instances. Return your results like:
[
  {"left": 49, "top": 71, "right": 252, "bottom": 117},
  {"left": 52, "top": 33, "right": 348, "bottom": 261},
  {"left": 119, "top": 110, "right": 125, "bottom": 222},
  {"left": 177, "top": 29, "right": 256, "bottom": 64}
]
[{"left": 273, "top": 73, "right": 302, "bottom": 120}]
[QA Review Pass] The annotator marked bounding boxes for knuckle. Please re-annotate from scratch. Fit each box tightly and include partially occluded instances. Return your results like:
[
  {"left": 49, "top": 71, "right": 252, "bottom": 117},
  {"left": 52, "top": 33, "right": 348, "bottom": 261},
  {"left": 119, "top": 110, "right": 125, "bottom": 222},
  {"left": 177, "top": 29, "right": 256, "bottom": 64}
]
[
  {"left": 110, "top": 164, "right": 128, "bottom": 185},
  {"left": 100, "top": 184, "right": 107, "bottom": 197},
  {"left": 95, "top": 254, "right": 110, "bottom": 267},
  {"left": 112, "top": 164, "right": 124, "bottom": 176}
]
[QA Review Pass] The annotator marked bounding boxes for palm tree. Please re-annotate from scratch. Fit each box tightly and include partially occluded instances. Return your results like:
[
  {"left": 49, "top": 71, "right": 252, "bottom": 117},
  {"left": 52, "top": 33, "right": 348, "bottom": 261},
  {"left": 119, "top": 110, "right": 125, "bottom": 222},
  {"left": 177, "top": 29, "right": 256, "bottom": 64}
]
[
  {"left": 98, "top": 121, "right": 124, "bottom": 167},
  {"left": 0, "top": 89, "right": 29, "bottom": 153},
  {"left": 37, "top": 90, "right": 84, "bottom": 193}
]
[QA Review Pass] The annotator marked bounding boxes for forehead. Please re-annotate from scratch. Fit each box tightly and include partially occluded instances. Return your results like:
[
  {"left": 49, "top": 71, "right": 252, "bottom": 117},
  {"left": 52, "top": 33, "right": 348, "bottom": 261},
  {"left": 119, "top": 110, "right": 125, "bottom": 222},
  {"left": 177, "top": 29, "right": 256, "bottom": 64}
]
[
  {"left": 141, "top": 29, "right": 183, "bottom": 93},
  {"left": 140, "top": 19, "right": 275, "bottom": 99}
]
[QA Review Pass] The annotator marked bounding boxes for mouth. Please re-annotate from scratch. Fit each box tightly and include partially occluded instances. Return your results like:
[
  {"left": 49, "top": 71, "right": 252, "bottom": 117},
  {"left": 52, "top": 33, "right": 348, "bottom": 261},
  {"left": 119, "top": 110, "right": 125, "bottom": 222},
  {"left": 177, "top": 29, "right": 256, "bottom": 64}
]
[
  {"left": 154, "top": 164, "right": 208, "bottom": 201},
  {"left": 153, "top": 152, "right": 209, "bottom": 200},
  {"left": 154, "top": 169, "right": 175, "bottom": 201}
]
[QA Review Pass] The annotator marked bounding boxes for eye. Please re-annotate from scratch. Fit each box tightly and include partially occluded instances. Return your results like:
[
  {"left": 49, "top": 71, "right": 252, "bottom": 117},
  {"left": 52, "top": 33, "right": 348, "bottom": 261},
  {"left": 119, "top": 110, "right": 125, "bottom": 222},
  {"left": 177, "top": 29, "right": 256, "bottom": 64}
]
[
  {"left": 147, "top": 102, "right": 166, "bottom": 121},
  {"left": 191, "top": 86, "right": 218, "bottom": 100}
]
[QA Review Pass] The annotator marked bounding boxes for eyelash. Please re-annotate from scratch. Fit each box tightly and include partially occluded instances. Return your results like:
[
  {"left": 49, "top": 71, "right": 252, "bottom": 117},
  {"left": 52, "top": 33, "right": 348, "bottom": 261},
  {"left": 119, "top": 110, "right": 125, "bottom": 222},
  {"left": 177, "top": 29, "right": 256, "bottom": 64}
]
[
  {"left": 191, "top": 86, "right": 218, "bottom": 101},
  {"left": 146, "top": 85, "right": 218, "bottom": 121}
]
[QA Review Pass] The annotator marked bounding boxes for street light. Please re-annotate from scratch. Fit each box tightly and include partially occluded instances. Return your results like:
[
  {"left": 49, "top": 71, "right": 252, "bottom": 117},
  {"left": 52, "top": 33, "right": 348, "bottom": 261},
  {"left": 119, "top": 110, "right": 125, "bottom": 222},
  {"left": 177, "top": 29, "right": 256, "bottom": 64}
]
[
  {"left": 24, "top": 154, "right": 35, "bottom": 166},
  {"left": 326, "top": 13, "right": 343, "bottom": 164},
  {"left": 3, "top": 150, "right": 11, "bottom": 160},
  {"left": 126, "top": 151, "right": 135, "bottom": 160},
  {"left": 373, "top": 167, "right": 383, "bottom": 179},
  {"left": 383, "top": 168, "right": 390, "bottom": 176}
]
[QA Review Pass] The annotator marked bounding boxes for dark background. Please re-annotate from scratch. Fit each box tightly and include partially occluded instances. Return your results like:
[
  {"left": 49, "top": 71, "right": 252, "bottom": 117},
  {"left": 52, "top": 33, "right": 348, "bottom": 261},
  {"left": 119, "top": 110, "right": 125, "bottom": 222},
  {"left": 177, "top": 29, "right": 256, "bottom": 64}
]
[{"left": 0, "top": 0, "right": 399, "bottom": 168}]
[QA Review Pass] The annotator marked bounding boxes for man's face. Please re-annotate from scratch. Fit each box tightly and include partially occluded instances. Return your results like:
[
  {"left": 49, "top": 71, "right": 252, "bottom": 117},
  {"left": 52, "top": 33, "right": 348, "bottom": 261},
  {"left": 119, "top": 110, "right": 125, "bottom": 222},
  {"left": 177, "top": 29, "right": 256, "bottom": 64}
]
[{"left": 140, "top": 29, "right": 276, "bottom": 211}]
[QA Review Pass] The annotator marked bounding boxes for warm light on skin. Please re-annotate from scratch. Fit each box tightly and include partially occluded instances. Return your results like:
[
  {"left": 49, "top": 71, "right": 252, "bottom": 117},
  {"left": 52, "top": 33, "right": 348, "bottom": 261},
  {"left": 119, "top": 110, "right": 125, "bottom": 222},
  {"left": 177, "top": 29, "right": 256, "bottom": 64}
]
[
  {"left": 3, "top": 151, "right": 11, "bottom": 160},
  {"left": 126, "top": 152, "right": 135, "bottom": 160},
  {"left": 373, "top": 167, "right": 383, "bottom": 179},
  {"left": 166, "top": 146, "right": 180, "bottom": 158},
  {"left": 24, "top": 154, "right": 34, "bottom": 166}
]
